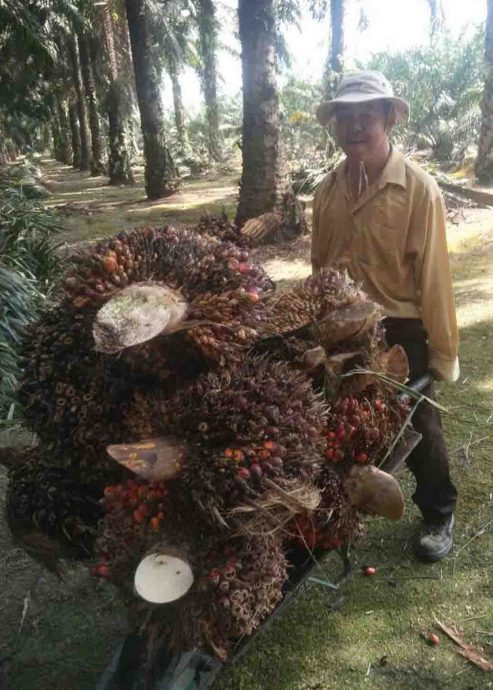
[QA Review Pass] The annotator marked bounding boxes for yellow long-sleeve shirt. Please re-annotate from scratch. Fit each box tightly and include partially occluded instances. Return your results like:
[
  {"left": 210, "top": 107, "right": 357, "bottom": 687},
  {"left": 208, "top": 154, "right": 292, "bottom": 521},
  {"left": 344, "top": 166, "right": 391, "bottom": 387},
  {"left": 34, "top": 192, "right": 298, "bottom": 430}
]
[{"left": 311, "top": 148, "right": 459, "bottom": 382}]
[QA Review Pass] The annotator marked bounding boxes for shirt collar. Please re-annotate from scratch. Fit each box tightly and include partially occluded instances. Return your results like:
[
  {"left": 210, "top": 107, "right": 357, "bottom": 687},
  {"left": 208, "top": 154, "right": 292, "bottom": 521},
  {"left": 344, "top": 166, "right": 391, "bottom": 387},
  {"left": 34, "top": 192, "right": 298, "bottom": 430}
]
[{"left": 334, "top": 146, "right": 407, "bottom": 191}]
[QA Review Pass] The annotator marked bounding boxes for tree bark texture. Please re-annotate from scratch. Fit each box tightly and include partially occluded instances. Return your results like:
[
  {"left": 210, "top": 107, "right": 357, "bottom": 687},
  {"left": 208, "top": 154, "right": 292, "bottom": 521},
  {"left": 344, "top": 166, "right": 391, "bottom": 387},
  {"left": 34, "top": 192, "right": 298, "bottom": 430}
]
[
  {"left": 57, "top": 100, "right": 73, "bottom": 165},
  {"left": 68, "top": 99, "right": 81, "bottom": 169},
  {"left": 236, "top": 0, "right": 286, "bottom": 226},
  {"left": 169, "top": 62, "right": 189, "bottom": 152},
  {"left": 99, "top": 3, "right": 134, "bottom": 185},
  {"left": 323, "top": 0, "right": 345, "bottom": 99},
  {"left": 124, "top": 0, "right": 178, "bottom": 199},
  {"left": 476, "top": 0, "right": 493, "bottom": 181},
  {"left": 77, "top": 31, "right": 107, "bottom": 176},
  {"left": 196, "top": 0, "right": 222, "bottom": 161},
  {"left": 68, "top": 37, "right": 92, "bottom": 172}
]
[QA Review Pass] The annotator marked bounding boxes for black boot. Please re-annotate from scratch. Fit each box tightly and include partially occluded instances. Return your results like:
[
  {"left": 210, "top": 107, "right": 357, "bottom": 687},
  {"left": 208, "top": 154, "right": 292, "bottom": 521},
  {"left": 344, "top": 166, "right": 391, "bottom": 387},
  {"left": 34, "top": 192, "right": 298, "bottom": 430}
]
[{"left": 414, "top": 514, "right": 454, "bottom": 562}]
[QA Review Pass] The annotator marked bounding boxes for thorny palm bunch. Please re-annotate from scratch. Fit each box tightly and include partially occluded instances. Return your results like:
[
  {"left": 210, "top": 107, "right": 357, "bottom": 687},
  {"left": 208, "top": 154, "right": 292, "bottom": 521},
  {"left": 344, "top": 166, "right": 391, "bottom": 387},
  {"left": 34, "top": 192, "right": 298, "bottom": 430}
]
[
  {"left": 191, "top": 212, "right": 247, "bottom": 247},
  {"left": 262, "top": 268, "right": 364, "bottom": 337},
  {"left": 126, "top": 355, "right": 327, "bottom": 526},
  {"left": 18, "top": 226, "right": 273, "bottom": 479},
  {"left": 132, "top": 533, "right": 288, "bottom": 663},
  {"left": 18, "top": 303, "right": 135, "bottom": 480},
  {"left": 5, "top": 447, "right": 104, "bottom": 571}
]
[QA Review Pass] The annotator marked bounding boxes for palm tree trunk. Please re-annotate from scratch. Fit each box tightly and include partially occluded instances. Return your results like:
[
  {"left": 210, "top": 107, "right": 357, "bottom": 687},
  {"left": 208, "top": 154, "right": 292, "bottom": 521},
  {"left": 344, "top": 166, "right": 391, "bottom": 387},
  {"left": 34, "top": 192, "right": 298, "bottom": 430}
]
[
  {"left": 78, "top": 31, "right": 107, "bottom": 176},
  {"left": 67, "top": 37, "right": 92, "bottom": 172},
  {"left": 68, "top": 99, "right": 81, "bottom": 169},
  {"left": 236, "top": 0, "right": 286, "bottom": 226},
  {"left": 51, "top": 114, "right": 63, "bottom": 162},
  {"left": 57, "top": 100, "right": 73, "bottom": 165},
  {"left": 323, "top": 0, "right": 345, "bottom": 99},
  {"left": 124, "top": 0, "right": 178, "bottom": 199},
  {"left": 169, "top": 63, "right": 189, "bottom": 153},
  {"left": 196, "top": 0, "right": 222, "bottom": 161},
  {"left": 98, "top": 3, "right": 134, "bottom": 186},
  {"left": 476, "top": 0, "right": 493, "bottom": 181},
  {"left": 427, "top": 0, "right": 445, "bottom": 37}
]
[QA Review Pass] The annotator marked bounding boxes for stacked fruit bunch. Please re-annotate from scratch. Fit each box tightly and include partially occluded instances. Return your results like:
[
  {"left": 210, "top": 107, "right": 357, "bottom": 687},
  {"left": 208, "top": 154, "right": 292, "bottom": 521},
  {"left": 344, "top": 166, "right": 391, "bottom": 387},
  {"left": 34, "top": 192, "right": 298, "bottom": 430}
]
[
  {"left": 262, "top": 268, "right": 363, "bottom": 337},
  {"left": 293, "top": 465, "right": 364, "bottom": 552},
  {"left": 17, "top": 226, "right": 274, "bottom": 480},
  {"left": 196, "top": 534, "right": 288, "bottom": 659},
  {"left": 192, "top": 212, "right": 247, "bottom": 247},
  {"left": 324, "top": 388, "right": 410, "bottom": 466},
  {"left": 92, "top": 478, "right": 169, "bottom": 582},
  {"left": 17, "top": 305, "right": 134, "bottom": 479},
  {"left": 125, "top": 356, "right": 326, "bottom": 526},
  {"left": 6, "top": 450, "right": 103, "bottom": 569}
]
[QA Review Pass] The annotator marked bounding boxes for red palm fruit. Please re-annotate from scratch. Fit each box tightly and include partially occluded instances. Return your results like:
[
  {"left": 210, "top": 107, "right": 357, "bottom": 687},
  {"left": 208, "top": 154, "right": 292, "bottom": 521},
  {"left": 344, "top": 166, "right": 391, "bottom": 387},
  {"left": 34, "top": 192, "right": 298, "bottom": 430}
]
[
  {"left": 237, "top": 467, "right": 251, "bottom": 479},
  {"left": 355, "top": 452, "right": 368, "bottom": 463},
  {"left": 364, "top": 566, "right": 376, "bottom": 576}
]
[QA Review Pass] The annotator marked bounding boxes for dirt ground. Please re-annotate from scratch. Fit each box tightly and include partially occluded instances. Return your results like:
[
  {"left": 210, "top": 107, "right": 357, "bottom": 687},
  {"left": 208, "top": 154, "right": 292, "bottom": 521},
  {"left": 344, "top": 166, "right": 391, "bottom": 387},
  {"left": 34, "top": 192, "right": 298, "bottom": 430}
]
[{"left": 0, "top": 161, "right": 492, "bottom": 689}]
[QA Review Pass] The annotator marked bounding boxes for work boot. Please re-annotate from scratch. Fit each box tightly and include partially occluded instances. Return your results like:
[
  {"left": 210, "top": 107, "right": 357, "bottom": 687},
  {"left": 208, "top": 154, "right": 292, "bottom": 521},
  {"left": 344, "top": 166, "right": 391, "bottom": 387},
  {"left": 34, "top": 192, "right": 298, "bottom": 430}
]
[{"left": 414, "top": 513, "right": 454, "bottom": 562}]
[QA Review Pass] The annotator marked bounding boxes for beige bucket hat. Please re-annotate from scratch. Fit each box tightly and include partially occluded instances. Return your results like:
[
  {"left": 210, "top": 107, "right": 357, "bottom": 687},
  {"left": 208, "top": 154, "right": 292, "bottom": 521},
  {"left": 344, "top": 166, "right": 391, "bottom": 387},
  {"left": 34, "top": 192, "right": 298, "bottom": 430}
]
[{"left": 316, "top": 70, "right": 410, "bottom": 125}]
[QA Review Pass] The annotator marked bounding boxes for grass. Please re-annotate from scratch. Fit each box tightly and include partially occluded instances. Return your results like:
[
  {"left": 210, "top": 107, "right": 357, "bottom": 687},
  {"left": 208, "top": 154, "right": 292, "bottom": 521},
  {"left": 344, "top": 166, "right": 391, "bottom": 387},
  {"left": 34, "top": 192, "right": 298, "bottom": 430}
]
[{"left": 0, "top": 161, "right": 492, "bottom": 689}]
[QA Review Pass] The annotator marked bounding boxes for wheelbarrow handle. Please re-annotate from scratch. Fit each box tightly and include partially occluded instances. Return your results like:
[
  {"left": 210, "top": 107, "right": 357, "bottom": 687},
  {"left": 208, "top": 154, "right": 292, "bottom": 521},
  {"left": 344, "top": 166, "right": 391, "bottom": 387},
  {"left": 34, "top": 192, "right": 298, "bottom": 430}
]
[{"left": 408, "top": 371, "right": 434, "bottom": 393}]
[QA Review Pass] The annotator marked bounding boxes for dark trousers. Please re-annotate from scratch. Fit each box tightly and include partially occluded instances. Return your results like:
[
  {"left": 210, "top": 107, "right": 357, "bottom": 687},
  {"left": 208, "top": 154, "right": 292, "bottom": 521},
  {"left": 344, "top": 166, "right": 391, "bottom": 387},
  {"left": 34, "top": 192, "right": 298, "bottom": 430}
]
[{"left": 383, "top": 318, "right": 458, "bottom": 523}]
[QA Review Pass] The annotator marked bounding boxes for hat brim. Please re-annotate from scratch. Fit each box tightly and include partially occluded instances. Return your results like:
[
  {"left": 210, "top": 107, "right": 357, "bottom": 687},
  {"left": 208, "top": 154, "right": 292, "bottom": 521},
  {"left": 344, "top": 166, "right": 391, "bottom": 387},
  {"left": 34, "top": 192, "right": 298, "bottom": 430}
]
[{"left": 316, "top": 94, "right": 410, "bottom": 126}]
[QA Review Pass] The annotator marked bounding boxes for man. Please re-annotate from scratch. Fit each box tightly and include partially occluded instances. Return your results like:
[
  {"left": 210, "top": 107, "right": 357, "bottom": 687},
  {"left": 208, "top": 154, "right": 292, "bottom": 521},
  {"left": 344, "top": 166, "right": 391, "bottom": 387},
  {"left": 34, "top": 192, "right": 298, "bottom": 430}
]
[{"left": 312, "top": 70, "right": 459, "bottom": 561}]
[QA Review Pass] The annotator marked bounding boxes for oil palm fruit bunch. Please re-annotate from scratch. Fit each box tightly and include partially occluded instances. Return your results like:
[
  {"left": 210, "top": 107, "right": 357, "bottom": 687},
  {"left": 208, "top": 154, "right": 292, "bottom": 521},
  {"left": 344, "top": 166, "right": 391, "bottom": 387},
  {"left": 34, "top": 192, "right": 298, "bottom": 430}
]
[
  {"left": 261, "top": 268, "right": 367, "bottom": 338},
  {"left": 324, "top": 387, "right": 410, "bottom": 466},
  {"left": 192, "top": 212, "right": 247, "bottom": 247},
  {"left": 92, "top": 478, "right": 169, "bottom": 583},
  {"left": 192, "top": 534, "right": 288, "bottom": 659},
  {"left": 17, "top": 305, "right": 135, "bottom": 480},
  {"left": 17, "top": 226, "right": 273, "bottom": 481},
  {"left": 5, "top": 448, "right": 103, "bottom": 572},
  {"left": 124, "top": 355, "right": 326, "bottom": 527},
  {"left": 293, "top": 465, "right": 364, "bottom": 551},
  {"left": 123, "top": 532, "right": 288, "bottom": 663}
]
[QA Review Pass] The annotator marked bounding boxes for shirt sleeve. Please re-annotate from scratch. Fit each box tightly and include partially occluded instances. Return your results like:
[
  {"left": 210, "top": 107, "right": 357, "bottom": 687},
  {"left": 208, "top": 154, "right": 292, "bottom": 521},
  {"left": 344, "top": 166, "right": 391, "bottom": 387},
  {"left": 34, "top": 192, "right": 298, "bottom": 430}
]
[
  {"left": 414, "top": 190, "right": 459, "bottom": 383},
  {"left": 311, "top": 184, "right": 322, "bottom": 274}
]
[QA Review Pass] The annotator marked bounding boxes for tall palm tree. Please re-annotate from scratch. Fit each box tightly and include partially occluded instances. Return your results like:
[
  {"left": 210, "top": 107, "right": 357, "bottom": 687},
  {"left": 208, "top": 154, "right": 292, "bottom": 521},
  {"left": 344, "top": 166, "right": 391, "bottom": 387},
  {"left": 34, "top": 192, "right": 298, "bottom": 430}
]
[
  {"left": 194, "top": 0, "right": 222, "bottom": 161},
  {"left": 68, "top": 97, "right": 82, "bottom": 168},
  {"left": 236, "top": 0, "right": 285, "bottom": 225},
  {"left": 326, "top": 0, "right": 344, "bottom": 94},
  {"left": 67, "top": 35, "right": 92, "bottom": 171},
  {"left": 57, "top": 99, "right": 73, "bottom": 164},
  {"left": 426, "top": 0, "right": 445, "bottom": 37},
  {"left": 476, "top": 0, "right": 493, "bottom": 181},
  {"left": 168, "top": 55, "right": 189, "bottom": 152},
  {"left": 97, "top": 1, "right": 134, "bottom": 185},
  {"left": 78, "top": 30, "right": 107, "bottom": 175},
  {"left": 124, "top": 0, "right": 178, "bottom": 199}
]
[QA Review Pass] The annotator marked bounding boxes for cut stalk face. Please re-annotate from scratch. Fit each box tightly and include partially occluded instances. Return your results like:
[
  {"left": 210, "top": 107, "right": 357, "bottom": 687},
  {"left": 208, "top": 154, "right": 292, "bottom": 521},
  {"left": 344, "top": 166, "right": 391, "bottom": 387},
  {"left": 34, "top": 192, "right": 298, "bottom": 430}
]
[
  {"left": 93, "top": 283, "right": 188, "bottom": 353},
  {"left": 134, "top": 551, "right": 194, "bottom": 604},
  {"left": 106, "top": 437, "right": 187, "bottom": 481},
  {"left": 344, "top": 464, "right": 405, "bottom": 520}
]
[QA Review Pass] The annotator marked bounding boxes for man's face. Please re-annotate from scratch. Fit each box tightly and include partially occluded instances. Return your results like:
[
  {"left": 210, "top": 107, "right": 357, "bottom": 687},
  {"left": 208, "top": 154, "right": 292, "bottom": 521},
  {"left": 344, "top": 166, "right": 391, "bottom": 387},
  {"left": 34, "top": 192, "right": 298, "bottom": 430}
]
[{"left": 333, "top": 101, "right": 389, "bottom": 162}]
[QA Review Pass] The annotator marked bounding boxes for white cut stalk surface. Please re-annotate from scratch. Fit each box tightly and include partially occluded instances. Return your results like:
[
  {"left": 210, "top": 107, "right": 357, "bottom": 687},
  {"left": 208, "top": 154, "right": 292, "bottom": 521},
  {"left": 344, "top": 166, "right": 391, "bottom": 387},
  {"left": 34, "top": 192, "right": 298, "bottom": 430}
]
[{"left": 134, "top": 552, "right": 194, "bottom": 604}]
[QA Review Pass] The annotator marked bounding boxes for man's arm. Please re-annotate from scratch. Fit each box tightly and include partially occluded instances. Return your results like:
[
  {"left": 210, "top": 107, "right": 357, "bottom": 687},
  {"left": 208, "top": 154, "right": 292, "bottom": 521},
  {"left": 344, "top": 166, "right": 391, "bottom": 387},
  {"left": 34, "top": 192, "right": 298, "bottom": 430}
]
[
  {"left": 414, "top": 190, "right": 459, "bottom": 383},
  {"left": 311, "top": 184, "right": 322, "bottom": 274}
]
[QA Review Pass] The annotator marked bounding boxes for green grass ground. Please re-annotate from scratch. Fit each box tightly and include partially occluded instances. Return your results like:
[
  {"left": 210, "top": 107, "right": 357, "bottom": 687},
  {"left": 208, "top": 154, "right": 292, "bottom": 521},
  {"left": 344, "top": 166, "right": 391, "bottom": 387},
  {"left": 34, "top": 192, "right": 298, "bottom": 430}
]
[{"left": 0, "top": 162, "right": 492, "bottom": 689}]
